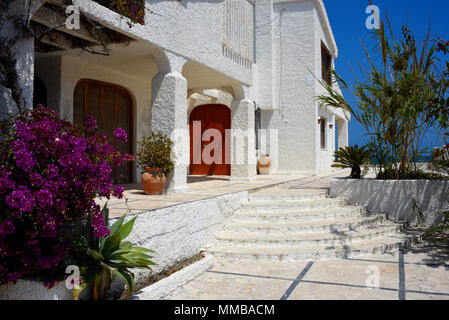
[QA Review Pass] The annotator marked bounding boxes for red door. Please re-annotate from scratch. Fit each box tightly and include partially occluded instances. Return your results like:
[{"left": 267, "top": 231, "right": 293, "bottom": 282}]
[{"left": 189, "top": 104, "right": 231, "bottom": 175}]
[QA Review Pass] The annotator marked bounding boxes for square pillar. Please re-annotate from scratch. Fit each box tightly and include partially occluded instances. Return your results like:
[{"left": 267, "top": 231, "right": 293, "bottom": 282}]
[
  {"left": 151, "top": 71, "right": 188, "bottom": 193},
  {"left": 230, "top": 98, "right": 257, "bottom": 180},
  {"left": 337, "top": 118, "right": 349, "bottom": 149}
]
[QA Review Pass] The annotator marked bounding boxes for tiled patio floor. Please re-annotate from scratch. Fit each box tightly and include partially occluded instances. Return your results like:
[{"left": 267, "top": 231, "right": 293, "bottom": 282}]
[
  {"left": 99, "top": 170, "right": 352, "bottom": 218},
  {"left": 166, "top": 241, "right": 449, "bottom": 300}
]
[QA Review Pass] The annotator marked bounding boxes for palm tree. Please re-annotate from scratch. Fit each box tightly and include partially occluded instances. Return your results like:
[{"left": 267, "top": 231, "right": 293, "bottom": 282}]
[{"left": 333, "top": 145, "right": 372, "bottom": 179}]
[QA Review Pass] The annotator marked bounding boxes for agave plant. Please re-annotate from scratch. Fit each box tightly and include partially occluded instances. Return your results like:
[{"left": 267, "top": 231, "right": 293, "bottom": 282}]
[
  {"left": 70, "top": 204, "right": 155, "bottom": 300},
  {"left": 333, "top": 145, "right": 372, "bottom": 179}
]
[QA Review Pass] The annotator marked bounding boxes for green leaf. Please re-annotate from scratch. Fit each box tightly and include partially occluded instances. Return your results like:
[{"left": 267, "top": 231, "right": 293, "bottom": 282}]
[
  {"left": 116, "top": 269, "right": 134, "bottom": 298},
  {"left": 101, "top": 232, "right": 122, "bottom": 256},
  {"left": 109, "top": 215, "right": 126, "bottom": 236},
  {"left": 102, "top": 203, "right": 110, "bottom": 227},
  {"left": 87, "top": 248, "right": 104, "bottom": 261},
  {"left": 119, "top": 216, "right": 136, "bottom": 240}
]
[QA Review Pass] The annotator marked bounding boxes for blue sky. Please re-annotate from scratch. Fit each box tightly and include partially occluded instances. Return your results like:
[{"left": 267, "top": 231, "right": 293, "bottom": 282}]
[{"left": 323, "top": 0, "right": 449, "bottom": 152}]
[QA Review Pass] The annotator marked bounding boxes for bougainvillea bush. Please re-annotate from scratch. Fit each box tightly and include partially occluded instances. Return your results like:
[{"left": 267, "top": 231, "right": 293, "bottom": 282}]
[
  {"left": 0, "top": 106, "right": 132, "bottom": 288},
  {"left": 94, "top": 0, "right": 146, "bottom": 26}
]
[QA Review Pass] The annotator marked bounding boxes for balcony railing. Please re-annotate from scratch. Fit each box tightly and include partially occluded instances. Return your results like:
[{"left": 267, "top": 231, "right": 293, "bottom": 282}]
[{"left": 222, "top": 0, "right": 254, "bottom": 69}]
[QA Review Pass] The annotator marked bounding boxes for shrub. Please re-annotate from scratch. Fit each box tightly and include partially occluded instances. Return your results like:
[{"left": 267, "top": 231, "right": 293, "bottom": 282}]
[
  {"left": 317, "top": 20, "right": 449, "bottom": 180},
  {"left": 332, "top": 145, "right": 372, "bottom": 179},
  {"left": 94, "top": 0, "right": 146, "bottom": 26},
  {"left": 136, "top": 132, "right": 175, "bottom": 175},
  {"left": 431, "top": 146, "right": 449, "bottom": 174},
  {"left": 68, "top": 204, "right": 155, "bottom": 300},
  {"left": 0, "top": 106, "right": 132, "bottom": 287}
]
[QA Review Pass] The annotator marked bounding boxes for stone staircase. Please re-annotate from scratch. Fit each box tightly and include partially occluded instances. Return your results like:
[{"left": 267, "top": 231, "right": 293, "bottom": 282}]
[{"left": 207, "top": 188, "right": 421, "bottom": 262}]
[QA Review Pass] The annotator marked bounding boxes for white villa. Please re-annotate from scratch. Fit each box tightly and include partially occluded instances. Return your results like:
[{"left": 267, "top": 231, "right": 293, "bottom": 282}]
[{"left": 1, "top": 0, "right": 350, "bottom": 192}]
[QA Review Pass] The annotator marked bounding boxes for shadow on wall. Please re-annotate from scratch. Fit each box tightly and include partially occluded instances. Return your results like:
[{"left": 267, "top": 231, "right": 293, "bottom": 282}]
[{"left": 329, "top": 179, "right": 449, "bottom": 228}]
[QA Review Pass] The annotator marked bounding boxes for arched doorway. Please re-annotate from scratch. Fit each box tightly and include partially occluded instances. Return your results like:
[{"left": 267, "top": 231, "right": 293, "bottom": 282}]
[
  {"left": 73, "top": 79, "right": 134, "bottom": 183},
  {"left": 189, "top": 104, "right": 231, "bottom": 175}
]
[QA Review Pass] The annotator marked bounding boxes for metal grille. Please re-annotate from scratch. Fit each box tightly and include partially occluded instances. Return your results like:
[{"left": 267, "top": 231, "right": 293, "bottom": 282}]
[{"left": 222, "top": 0, "right": 254, "bottom": 68}]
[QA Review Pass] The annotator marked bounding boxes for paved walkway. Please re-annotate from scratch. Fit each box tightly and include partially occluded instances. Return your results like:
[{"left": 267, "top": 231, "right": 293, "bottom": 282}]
[
  {"left": 101, "top": 170, "right": 351, "bottom": 218},
  {"left": 166, "top": 241, "right": 449, "bottom": 300}
]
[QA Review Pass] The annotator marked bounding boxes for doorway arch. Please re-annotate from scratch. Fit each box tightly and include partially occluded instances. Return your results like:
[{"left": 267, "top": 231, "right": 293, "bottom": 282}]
[
  {"left": 189, "top": 104, "right": 231, "bottom": 175},
  {"left": 73, "top": 79, "right": 134, "bottom": 183}
]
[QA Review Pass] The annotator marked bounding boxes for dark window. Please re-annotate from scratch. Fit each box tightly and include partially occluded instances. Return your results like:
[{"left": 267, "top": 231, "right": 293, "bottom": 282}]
[
  {"left": 33, "top": 76, "right": 47, "bottom": 108},
  {"left": 321, "top": 42, "right": 332, "bottom": 86},
  {"left": 320, "top": 117, "right": 326, "bottom": 149}
]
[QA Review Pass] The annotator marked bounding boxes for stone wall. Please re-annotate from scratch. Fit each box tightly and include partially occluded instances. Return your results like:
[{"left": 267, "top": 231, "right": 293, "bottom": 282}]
[
  {"left": 118, "top": 191, "right": 248, "bottom": 284},
  {"left": 329, "top": 178, "right": 449, "bottom": 228}
]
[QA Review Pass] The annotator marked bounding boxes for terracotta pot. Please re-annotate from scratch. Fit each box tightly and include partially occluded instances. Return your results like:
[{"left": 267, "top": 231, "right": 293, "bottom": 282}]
[
  {"left": 257, "top": 155, "right": 272, "bottom": 175},
  {"left": 141, "top": 167, "right": 166, "bottom": 195}
]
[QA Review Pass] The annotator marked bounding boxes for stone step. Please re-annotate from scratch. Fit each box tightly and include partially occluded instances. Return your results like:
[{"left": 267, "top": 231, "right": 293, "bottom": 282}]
[
  {"left": 248, "top": 188, "right": 328, "bottom": 202},
  {"left": 241, "top": 198, "right": 346, "bottom": 212},
  {"left": 215, "top": 222, "right": 403, "bottom": 247},
  {"left": 225, "top": 214, "right": 386, "bottom": 234},
  {"left": 232, "top": 206, "right": 365, "bottom": 223},
  {"left": 209, "top": 232, "right": 422, "bottom": 262}
]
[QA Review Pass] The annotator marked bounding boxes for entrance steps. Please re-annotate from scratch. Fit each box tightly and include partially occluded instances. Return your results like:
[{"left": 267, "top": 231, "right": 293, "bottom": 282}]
[{"left": 207, "top": 188, "right": 421, "bottom": 262}]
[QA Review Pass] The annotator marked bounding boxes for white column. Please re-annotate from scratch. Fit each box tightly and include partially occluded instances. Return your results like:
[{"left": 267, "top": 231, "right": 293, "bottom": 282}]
[
  {"left": 230, "top": 96, "right": 257, "bottom": 180},
  {"left": 151, "top": 54, "right": 188, "bottom": 193},
  {"left": 337, "top": 118, "right": 349, "bottom": 149}
]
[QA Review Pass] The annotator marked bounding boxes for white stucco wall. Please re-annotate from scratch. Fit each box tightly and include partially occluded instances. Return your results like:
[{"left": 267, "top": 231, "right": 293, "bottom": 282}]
[
  {"left": 121, "top": 191, "right": 248, "bottom": 284},
  {"left": 258, "top": 0, "right": 334, "bottom": 174}
]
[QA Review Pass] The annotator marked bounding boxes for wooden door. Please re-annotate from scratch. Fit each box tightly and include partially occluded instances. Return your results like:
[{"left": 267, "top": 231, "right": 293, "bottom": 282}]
[
  {"left": 73, "top": 79, "right": 133, "bottom": 184},
  {"left": 189, "top": 104, "right": 231, "bottom": 175}
]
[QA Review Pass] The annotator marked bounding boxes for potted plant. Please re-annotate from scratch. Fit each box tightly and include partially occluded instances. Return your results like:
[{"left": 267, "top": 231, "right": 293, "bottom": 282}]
[
  {"left": 0, "top": 106, "right": 133, "bottom": 299},
  {"left": 257, "top": 154, "right": 272, "bottom": 175},
  {"left": 136, "top": 133, "right": 175, "bottom": 195}
]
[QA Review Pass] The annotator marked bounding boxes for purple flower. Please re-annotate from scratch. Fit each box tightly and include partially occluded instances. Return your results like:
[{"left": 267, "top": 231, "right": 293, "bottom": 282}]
[
  {"left": 114, "top": 128, "right": 127, "bottom": 143},
  {"left": 29, "top": 173, "right": 43, "bottom": 187},
  {"left": 4, "top": 221, "right": 15, "bottom": 235},
  {"left": 113, "top": 185, "right": 125, "bottom": 199},
  {"left": 0, "top": 167, "right": 14, "bottom": 192},
  {"left": 37, "top": 189, "right": 53, "bottom": 208},
  {"left": 5, "top": 187, "right": 35, "bottom": 214},
  {"left": 5, "top": 271, "right": 24, "bottom": 282},
  {"left": 13, "top": 144, "right": 36, "bottom": 173},
  {"left": 84, "top": 115, "right": 97, "bottom": 130},
  {"left": 45, "top": 164, "right": 59, "bottom": 179}
]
